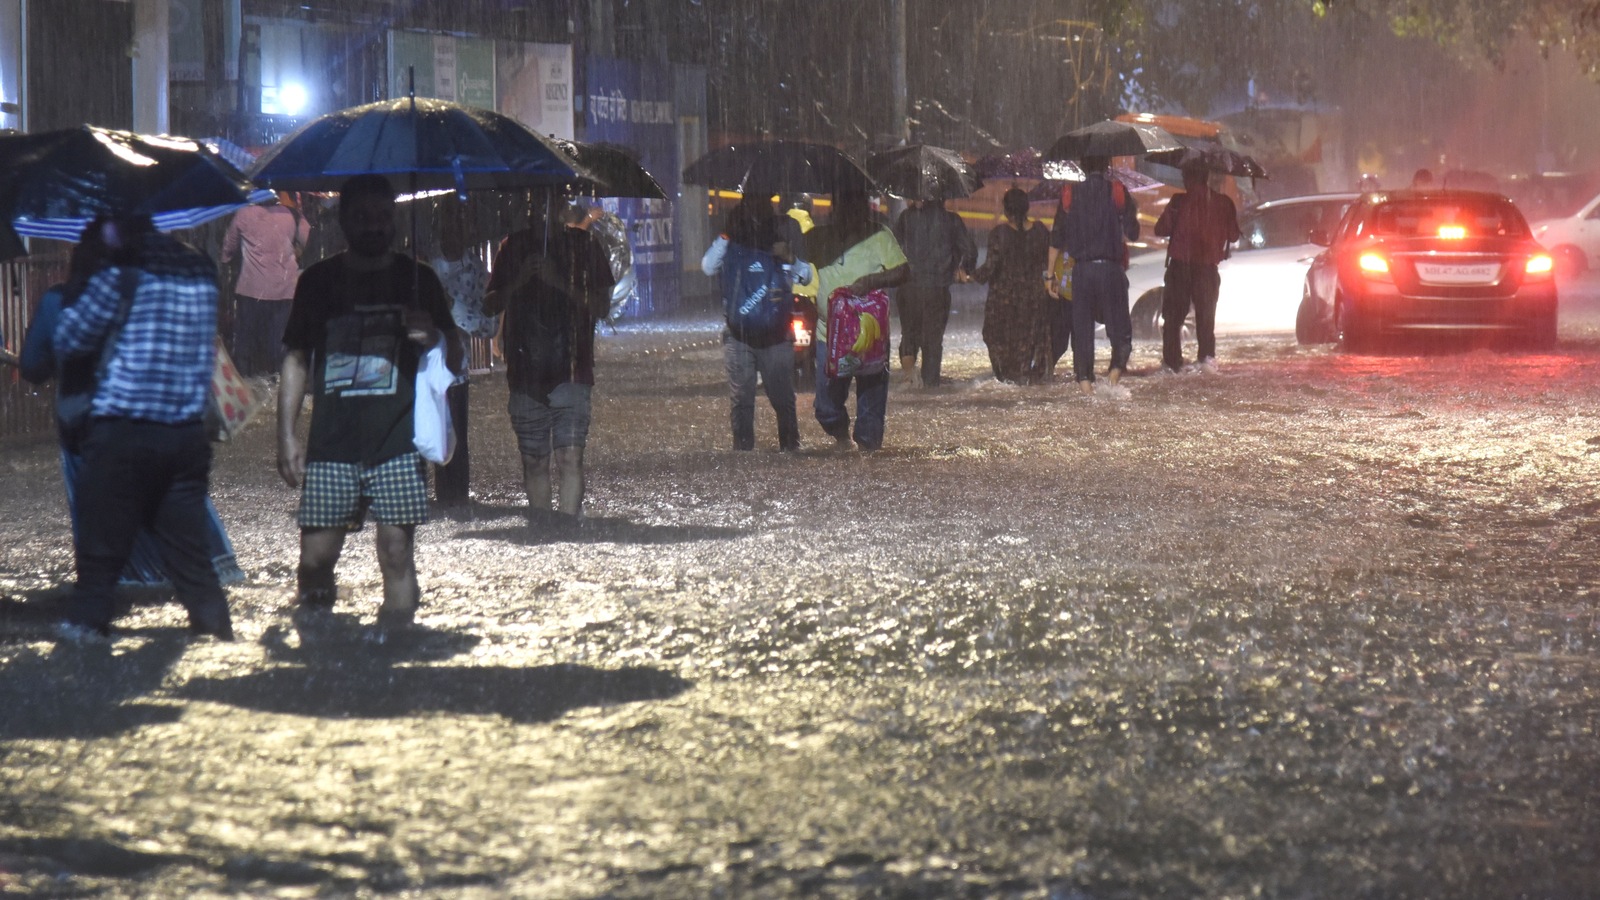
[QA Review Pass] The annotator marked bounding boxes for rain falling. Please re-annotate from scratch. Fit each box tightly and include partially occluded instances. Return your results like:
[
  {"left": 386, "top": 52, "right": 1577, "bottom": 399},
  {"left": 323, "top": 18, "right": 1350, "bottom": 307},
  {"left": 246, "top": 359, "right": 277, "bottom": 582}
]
[{"left": 2, "top": 2, "right": 1600, "bottom": 897}]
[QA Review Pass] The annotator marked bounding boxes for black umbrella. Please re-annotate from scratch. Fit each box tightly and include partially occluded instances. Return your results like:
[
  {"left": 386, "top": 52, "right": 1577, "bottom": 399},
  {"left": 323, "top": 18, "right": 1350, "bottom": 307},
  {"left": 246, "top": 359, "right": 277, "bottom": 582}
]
[
  {"left": 682, "top": 140, "right": 875, "bottom": 195},
  {"left": 1045, "top": 119, "right": 1184, "bottom": 161},
  {"left": 865, "top": 144, "right": 982, "bottom": 200},
  {"left": 0, "top": 126, "right": 266, "bottom": 239},
  {"left": 1025, "top": 166, "right": 1163, "bottom": 203},
  {"left": 1146, "top": 143, "right": 1268, "bottom": 180},
  {"left": 974, "top": 148, "right": 1045, "bottom": 180},
  {"left": 556, "top": 140, "right": 666, "bottom": 200},
  {"left": 248, "top": 96, "right": 590, "bottom": 193}
]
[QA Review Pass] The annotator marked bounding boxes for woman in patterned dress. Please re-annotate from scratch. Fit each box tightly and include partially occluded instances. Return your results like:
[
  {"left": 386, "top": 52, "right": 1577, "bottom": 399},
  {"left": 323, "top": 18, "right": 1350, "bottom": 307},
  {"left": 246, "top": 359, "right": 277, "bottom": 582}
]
[{"left": 973, "top": 187, "right": 1053, "bottom": 384}]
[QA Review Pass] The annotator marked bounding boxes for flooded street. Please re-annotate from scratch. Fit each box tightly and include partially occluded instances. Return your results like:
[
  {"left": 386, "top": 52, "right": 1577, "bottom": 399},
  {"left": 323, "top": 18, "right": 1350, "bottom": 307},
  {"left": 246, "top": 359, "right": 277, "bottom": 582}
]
[{"left": 4, "top": 286, "right": 1600, "bottom": 898}]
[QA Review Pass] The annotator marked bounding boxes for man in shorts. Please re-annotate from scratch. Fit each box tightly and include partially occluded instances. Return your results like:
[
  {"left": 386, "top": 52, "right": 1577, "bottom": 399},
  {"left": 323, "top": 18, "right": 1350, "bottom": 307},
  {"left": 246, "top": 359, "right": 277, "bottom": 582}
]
[
  {"left": 483, "top": 197, "right": 615, "bottom": 527},
  {"left": 277, "top": 174, "right": 464, "bottom": 626}
]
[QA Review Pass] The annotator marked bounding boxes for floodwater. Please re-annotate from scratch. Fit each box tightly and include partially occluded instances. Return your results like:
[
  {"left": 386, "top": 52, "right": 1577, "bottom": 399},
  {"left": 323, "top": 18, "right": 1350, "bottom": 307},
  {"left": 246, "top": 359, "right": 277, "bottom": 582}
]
[{"left": 3, "top": 284, "right": 1600, "bottom": 898}]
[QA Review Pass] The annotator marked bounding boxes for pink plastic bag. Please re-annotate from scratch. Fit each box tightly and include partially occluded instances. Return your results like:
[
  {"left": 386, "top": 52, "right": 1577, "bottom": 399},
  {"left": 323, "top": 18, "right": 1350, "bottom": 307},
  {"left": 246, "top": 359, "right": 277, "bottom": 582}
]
[{"left": 825, "top": 287, "right": 890, "bottom": 378}]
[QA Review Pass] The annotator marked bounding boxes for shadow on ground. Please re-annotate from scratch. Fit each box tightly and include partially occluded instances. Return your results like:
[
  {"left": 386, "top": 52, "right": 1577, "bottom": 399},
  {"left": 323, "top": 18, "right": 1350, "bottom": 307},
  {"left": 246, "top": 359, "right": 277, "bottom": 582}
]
[
  {"left": 175, "top": 622, "right": 692, "bottom": 722},
  {"left": 0, "top": 624, "right": 189, "bottom": 740},
  {"left": 455, "top": 514, "right": 748, "bottom": 546}
]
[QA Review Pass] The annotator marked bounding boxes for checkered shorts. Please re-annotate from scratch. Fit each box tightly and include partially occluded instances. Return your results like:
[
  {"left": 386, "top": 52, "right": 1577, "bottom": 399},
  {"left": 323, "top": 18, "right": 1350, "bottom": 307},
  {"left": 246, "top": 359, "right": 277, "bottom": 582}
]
[{"left": 298, "top": 452, "right": 430, "bottom": 530}]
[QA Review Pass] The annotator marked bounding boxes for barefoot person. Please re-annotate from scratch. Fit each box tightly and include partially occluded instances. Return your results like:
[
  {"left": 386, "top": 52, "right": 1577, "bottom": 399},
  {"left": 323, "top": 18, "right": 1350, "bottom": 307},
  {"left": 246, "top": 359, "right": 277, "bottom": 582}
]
[{"left": 277, "top": 175, "right": 464, "bottom": 627}]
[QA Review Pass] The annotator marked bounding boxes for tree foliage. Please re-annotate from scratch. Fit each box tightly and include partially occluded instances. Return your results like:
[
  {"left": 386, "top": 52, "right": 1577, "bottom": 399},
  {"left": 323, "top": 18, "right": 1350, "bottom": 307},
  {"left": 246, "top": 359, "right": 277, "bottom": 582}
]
[{"left": 1314, "top": 0, "right": 1600, "bottom": 75}]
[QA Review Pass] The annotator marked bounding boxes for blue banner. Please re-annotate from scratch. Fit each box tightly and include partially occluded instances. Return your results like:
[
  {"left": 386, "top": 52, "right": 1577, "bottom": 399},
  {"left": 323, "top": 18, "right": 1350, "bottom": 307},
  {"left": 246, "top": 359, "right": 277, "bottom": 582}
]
[{"left": 585, "top": 58, "right": 680, "bottom": 317}]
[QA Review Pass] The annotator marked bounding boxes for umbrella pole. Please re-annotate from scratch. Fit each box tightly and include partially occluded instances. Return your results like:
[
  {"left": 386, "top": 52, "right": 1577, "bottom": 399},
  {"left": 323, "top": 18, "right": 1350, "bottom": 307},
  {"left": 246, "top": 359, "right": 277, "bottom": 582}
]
[{"left": 409, "top": 66, "right": 420, "bottom": 309}]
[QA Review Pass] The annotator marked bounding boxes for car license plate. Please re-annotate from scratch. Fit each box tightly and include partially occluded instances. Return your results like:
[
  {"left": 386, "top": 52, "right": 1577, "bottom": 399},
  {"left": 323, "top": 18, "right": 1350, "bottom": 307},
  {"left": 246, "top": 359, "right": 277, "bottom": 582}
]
[{"left": 1417, "top": 262, "right": 1499, "bottom": 284}]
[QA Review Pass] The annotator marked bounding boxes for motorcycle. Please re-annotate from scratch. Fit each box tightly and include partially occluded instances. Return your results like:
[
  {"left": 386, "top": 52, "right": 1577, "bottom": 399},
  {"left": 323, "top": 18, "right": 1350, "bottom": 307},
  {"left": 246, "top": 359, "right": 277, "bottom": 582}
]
[{"left": 792, "top": 294, "right": 817, "bottom": 385}]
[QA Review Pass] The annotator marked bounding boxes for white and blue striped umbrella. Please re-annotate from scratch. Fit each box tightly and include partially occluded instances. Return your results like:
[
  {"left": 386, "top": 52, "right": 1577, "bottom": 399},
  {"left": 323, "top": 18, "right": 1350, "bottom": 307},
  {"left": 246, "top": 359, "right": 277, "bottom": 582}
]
[
  {"left": 1, "top": 126, "right": 266, "bottom": 241},
  {"left": 10, "top": 188, "right": 274, "bottom": 241}
]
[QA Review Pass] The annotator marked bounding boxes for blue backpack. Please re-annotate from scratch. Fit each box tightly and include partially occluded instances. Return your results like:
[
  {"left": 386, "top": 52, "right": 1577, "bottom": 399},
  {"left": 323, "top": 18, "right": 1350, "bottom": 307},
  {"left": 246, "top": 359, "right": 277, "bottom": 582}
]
[{"left": 721, "top": 240, "right": 793, "bottom": 345}]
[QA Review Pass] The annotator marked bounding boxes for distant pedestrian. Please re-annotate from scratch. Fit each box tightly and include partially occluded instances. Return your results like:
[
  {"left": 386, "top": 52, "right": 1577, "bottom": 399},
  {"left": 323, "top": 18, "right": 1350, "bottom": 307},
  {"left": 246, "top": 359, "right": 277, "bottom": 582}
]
[
  {"left": 483, "top": 194, "right": 615, "bottom": 527},
  {"left": 1047, "top": 155, "right": 1140, "bottom": 396},
  {"left": 973, "top": 188, "right": 1052, "bottom": 384},
  {"left": 220, "top": 191, "right": 309, "bottom": 377},
  {"left": 702, "top": 195, "right": 811, "bottom": 451},
  {"left": 808, "top": 188, "right": 910, "bottom": 450},
  {"left": 892, "top": 197, "right": 976, "bottom": 387},
  {"left": 51, "top": 216, "right": 236, "bottom": 641},
  {"left": 424, "top": 201, "right": 487, "bottom": 508},
  {"left": 277, "top": 175, "right": 465, "bottom": 627},
  {"left": 1153, "top": 161, "right": 1240, "bottom": 373},
  {"left": 22, "top": 222, "right": 244, "bottom": 592},
  {"left": 569, "top": 199, "right": 637, "bottom": 313}
]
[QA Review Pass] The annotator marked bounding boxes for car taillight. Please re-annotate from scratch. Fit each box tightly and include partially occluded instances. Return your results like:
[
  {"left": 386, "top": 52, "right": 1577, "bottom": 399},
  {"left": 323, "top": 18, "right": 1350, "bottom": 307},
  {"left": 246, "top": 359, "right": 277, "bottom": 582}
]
[
  {"left": 1437, "top": 225, "right": 1466, "bottom": 240},
  {"left": 1357, "top": 252, "right": 1391, "bottom": 280},
  {"left": 1526, "top": 253, "right": 1555, "bottom": 278}
]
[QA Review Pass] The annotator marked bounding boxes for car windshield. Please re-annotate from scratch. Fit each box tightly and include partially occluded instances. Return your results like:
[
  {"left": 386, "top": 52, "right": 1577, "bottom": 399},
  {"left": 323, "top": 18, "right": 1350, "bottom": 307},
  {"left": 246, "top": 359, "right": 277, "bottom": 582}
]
[
  {"left": 1365, "top": 197, "right": 1530, "bottom": 239},
  {"left": 1239, "top": 201, "right": 1348, "bottom": 250}
]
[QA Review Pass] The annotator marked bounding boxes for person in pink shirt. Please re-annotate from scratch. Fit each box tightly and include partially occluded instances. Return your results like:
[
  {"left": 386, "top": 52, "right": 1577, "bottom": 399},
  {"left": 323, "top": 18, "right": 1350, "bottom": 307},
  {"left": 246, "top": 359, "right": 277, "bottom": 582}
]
[{"left": 221, "top": 191, "right": 311, "bottom": 376}]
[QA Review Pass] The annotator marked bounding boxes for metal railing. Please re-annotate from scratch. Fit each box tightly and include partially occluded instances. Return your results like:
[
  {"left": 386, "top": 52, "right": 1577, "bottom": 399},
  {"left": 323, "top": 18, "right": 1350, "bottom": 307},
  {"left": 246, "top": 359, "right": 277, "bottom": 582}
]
[{"left": 0, "top": 254, "right": 67, "bottom": 443}]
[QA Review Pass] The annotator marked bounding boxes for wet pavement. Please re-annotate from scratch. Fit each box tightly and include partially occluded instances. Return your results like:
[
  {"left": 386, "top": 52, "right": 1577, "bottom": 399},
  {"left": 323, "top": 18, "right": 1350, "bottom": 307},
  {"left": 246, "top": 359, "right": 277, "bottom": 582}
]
[{"left": 3, "top": 290, "right": 1600, "bottom": 898}]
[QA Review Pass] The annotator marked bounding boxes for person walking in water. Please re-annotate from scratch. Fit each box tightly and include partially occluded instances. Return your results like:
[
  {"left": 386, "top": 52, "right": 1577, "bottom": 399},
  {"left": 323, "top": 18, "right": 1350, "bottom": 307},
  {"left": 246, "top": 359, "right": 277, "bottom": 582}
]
[
  {"left": 1153, "top": 160, "right": 1240, "bottom": 373},
  {"left": 1047, "top": 155, "right": 1139, "bottom": 396},
  {"left": 277, "top": 175, "right": 464, "bottom": 627},
  {"left": 892, "top": 196, "right": 975, "bottom": 387}
]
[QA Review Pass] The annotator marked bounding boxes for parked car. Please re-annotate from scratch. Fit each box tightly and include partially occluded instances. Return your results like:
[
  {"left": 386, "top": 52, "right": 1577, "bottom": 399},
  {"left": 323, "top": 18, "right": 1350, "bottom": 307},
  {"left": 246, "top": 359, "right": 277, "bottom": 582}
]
[
  {"left": 1528, "top": 185, "right": 1600, "bottom": 278},
  {"left": 1504, "top": 170, "right": 1599, "bottom": 226},
  {"left": 1125, "top": 192, "right": 1358, "bottom": 339},
  {"left": 1296, "top": 189, "right": 1556, "bottom": 351}
]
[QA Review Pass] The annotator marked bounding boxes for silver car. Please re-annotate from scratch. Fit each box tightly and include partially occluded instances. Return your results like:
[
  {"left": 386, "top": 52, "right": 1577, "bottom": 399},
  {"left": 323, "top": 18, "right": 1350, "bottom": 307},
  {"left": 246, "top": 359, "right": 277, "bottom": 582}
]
[{"left": 1124, "top": 192, "right": 1359, "bottom": 339}]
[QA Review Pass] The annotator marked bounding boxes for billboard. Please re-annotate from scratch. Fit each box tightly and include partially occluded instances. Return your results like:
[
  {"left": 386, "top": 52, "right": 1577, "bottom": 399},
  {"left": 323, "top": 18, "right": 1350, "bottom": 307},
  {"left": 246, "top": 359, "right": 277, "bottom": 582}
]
[
  {"left": 586, "top": 57, "right": 680, "bottom": 317},
  {"left": 388, "top": 31, "right": 495, "bottom": 108},
  {"left": 497, "top": 42, "right": 573, "bottom": 141}
]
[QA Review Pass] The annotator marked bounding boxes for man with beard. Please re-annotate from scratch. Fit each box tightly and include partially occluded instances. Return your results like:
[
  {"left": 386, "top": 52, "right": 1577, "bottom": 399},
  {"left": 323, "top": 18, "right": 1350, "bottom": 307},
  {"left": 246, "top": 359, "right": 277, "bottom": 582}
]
[{"left": 277, "top": 175, "right": 464, "bottom": 627}]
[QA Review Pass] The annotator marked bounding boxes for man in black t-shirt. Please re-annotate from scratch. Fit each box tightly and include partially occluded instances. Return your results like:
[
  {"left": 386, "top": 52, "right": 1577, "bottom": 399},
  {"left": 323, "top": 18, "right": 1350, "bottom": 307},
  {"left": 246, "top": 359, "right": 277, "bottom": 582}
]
[
  {"left": 277, "top": 174, "right": 463, "bottom": 627},
  {"left": 483, "top": 200, "right": 614, "bottom": 527}
]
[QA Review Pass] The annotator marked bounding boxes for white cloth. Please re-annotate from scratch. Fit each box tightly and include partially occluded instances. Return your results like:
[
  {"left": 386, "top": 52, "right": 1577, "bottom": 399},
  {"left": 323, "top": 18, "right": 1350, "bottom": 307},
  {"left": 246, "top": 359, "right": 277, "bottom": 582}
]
[{"left": 413, "top": 342, "right": 456, "bottom": 464}]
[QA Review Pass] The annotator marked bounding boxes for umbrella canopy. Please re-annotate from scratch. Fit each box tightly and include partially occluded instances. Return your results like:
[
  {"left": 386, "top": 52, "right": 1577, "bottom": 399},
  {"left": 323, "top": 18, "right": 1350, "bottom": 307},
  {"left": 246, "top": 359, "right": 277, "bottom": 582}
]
[
  {"left": 682, "top": 140, "right": 875, "bottom": 196},
  {"left": 1147, "top": 143, "right": 1268, "bottom": 180},
  {"left": 1025, "top": 166, "right": 1165, "bottom": 203},
  {"left": 248, "top": 96, "right": 590, "bottom": 193},
  {"left": 974, "top": 148, "right": 1046, "bottom": 180},
  {"left": 1045, "top": 119, "right": 1184, "bottom": 161},
  {"left": 865, "top": 144, "right": 982, "bottom": 200},
  {"left": 556, "top": 140, "right": 666, "bottom": 199},
  {"left": 974, "top": 149, "right": 1087, "bottom": 184},
  {"left": 0, "top": 126, "right": 268, "bottom": 240}
]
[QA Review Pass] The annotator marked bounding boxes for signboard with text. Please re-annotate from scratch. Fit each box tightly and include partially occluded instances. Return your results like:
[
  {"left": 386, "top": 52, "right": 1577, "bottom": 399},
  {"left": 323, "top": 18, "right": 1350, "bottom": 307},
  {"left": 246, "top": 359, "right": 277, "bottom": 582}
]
[
  {"left": 497, "top": 42, "right": 573, "bottom": 141},
  {"left": 388, "top": 31, "right": 495, "bottom": 108},
  {"left": 586, "top": 57, "right": 680, "bottom": 317}
]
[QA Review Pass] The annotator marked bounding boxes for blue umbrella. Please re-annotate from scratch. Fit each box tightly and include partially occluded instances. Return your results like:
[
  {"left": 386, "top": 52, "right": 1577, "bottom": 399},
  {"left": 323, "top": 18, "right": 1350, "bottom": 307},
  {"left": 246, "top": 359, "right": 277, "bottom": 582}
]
[
  {"left": 248, "top": 96, "right": 591, "bottom": 194},
  {"left": 0, "top": 126, "right": 267, "bottom": 239}
]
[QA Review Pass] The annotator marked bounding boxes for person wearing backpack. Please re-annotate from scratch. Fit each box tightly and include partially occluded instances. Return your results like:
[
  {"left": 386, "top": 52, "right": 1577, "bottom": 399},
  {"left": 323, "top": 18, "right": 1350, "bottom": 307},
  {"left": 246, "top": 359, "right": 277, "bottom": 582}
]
[
  {"left": 808, "top": 188, "right": 910, "bottom": 451},
  {"left": 702, "top": 196, "right": 812, "bottom": 452},
  {"left": 1047, "top": 155, "right": 1140, "bottom": 396}
]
